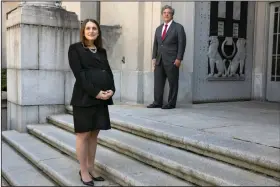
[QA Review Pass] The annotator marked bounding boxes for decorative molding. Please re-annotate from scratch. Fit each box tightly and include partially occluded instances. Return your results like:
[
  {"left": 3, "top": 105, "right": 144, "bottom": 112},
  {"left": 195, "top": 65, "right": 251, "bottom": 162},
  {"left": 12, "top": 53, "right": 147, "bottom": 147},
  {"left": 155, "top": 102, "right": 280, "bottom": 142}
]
[
  {"left": 19, "top": 2, "right": 61, "bottom": 8},
  {"left": 7, "top": 23, "right": 80, "bottom": 30},
  {"left": 6, "top": 5, "right": 80, "bottom": 29},
  {"left": 207, "top": 76, "right": 245, "bottom": 81}
]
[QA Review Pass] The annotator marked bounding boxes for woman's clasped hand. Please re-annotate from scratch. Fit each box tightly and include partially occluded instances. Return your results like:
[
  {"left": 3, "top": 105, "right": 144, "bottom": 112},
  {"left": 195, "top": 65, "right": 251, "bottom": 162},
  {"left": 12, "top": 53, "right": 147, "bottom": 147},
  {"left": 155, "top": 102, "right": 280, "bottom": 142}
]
[{"left": 96, "top": 90, "right": 114, "bottom": 100}]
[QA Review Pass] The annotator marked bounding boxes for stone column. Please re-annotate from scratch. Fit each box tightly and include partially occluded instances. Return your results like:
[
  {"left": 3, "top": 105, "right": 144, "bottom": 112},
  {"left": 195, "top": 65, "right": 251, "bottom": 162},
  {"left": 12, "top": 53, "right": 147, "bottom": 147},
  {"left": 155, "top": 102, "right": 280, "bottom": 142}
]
[
  {"left": 252, "top": 2, "right": 269, "bottom": 101},
  {"left": 6, "top": 2, "right": 80, "bottom": 132},
  {"left": 80, "top": 2, "right": 100, "bottom": 22}
]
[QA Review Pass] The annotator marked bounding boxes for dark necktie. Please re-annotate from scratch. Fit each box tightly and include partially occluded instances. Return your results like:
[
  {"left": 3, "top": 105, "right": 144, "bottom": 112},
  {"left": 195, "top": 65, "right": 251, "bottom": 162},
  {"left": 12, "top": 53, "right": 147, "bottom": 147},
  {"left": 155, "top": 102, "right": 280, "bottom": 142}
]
[{"left": 161, "top": 24, "right": 168, "bottom": 40}]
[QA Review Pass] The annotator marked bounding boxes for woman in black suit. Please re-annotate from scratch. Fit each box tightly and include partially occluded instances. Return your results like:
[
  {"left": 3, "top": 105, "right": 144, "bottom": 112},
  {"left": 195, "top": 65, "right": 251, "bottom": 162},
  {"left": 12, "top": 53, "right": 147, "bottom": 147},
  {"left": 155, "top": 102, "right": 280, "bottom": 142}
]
[{"left": 68, "top": 19, "right": 115, "bottom": 186}]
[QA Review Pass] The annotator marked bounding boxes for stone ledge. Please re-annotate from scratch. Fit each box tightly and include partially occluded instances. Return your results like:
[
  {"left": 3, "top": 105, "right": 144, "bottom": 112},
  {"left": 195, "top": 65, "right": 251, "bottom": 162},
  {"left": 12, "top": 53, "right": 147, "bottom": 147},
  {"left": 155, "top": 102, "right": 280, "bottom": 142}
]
[
  {"left": 207, "top": 76, "right": 245, "bottom": 81},
  {"left": 6, "top": 5, "right": 79, "bottom": 29}
]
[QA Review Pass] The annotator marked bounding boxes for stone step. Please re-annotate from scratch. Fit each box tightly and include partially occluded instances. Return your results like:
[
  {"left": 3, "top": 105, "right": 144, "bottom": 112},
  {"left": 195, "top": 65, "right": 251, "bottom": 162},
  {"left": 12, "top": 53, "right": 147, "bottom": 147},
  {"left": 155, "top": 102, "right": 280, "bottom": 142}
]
[
  {"left": 2, "top": 130, "right": 118, "bottom": 186},
  {"left": 26, "top": 124, "right": 194, "bottom": 186},
  {"left": 47, "top": 114, "right": 280, "bottom": 186},
  {"left": 64, "top": 105, "right": 280, "bottom": 179},
  {"left": 1, "top": 142, "right": 56, "bottom": 186},
  {"left": 1, "top": 177, "right": 9, "bottom": 186}
]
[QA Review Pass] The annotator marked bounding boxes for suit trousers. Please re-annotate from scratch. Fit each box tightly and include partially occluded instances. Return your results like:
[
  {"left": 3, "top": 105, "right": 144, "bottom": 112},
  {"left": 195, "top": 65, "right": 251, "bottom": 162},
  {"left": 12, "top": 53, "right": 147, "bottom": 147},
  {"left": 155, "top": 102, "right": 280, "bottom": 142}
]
[{"left": 154, "top": 61, "right": 179, "bottom": 107}]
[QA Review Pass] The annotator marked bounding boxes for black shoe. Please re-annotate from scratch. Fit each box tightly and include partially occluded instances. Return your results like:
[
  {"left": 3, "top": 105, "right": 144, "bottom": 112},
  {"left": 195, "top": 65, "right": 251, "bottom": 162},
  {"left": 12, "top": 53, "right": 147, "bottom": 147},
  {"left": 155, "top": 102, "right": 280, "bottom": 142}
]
[
  {"left": 147, "top": 103, "right": 162, "bottom": 108},
  {"left": 79, "top": 171, "right": 95, "bottom": 186},
  {"left": 89, "top": 172, "right": 105, "bottom": 181},
  {"left": 162, "top": 104, "right": 175, "bottom": 109}
]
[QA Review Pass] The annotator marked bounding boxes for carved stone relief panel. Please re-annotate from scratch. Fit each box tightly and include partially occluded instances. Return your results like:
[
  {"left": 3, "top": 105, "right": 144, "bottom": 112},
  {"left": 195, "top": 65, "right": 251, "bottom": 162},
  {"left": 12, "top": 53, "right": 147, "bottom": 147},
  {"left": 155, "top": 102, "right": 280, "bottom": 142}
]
[{"left": 207, "top": 1, "right": 248, "bottom": 80}]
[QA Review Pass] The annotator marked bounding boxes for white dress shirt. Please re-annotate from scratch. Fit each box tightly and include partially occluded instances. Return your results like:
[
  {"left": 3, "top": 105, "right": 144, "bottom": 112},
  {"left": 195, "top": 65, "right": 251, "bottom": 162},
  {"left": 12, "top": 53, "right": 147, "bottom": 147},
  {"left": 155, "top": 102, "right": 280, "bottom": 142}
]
[
  {"left": 161, "top": 20, "right": 173, "bottom": 36},
  {"left": 152, "top": 20, "right": 174, "bottom": 61}
]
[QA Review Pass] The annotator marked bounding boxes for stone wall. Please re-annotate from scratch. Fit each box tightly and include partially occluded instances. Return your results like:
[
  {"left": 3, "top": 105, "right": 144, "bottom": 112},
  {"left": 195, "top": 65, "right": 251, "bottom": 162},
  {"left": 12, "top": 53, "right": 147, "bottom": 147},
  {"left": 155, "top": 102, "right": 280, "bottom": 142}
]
[
  {"left": 100, "top": 2, "right": 194, "bottom": 105},
  {"left": 6, "top": 4, "right": 80, "bottom": 132}
]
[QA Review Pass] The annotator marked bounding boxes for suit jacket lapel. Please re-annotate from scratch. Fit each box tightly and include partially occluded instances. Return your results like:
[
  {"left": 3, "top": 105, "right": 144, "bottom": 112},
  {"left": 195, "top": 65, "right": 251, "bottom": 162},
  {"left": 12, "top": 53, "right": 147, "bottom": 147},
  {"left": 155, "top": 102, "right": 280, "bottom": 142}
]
[
  {"left": 158, "top": 24, "right": 164, "bottom": 43},
  {"left": 162, "top": 21, "right": 175, "bottom": 42}
]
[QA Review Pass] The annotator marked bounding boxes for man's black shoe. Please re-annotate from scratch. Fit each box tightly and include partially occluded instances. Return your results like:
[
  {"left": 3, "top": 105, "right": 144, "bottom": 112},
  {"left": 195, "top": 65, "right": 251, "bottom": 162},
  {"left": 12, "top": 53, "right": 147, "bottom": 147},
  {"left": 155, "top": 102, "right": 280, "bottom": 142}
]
[
  {"left": 161, "top": 104, "right": 175, "bottom": 109},
  {"left": 147, "top": 103, "right": 162, "bottom": 108}
]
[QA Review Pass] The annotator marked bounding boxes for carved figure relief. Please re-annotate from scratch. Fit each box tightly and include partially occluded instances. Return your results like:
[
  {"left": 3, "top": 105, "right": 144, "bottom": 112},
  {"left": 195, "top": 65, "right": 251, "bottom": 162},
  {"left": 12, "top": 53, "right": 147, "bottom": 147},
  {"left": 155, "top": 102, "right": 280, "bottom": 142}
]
[
  {"left": 228, "top": 38, "right": 246, "bottom": 77},
  {"left": 207, "top": 36, "right": 227, "bottom": 77},
  {"left": 207, "top": 1, "right": 248, "bottom": 80}
]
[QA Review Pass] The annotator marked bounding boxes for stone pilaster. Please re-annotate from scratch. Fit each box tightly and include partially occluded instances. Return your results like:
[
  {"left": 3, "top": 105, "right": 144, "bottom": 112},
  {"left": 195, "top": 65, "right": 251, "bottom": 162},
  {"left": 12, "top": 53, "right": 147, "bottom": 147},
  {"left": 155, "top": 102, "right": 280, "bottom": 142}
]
[
  {"left": 80, "top": 2, "right": 100, "bottom": 22},
  {"left": 6, "top": 2, "right": 80, "bottom": 132}
]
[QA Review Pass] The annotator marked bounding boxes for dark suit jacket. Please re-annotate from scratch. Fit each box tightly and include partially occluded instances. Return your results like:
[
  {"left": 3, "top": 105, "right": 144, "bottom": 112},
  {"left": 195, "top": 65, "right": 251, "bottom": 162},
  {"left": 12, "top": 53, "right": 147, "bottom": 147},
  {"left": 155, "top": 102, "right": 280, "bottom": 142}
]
[
  {"left": 68, "top": 42, "right": 115, "bottom": 107},
  {"left": 152, "top": 21, "right": 186, "bottom": 65}
]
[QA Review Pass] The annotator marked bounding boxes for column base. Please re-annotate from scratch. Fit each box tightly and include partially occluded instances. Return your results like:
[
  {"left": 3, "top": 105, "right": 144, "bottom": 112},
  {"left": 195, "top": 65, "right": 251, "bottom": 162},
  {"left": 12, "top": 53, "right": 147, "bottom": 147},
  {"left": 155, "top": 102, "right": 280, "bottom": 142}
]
[{"left": 7, "top": 102, "right": 65, "bottom": 132}]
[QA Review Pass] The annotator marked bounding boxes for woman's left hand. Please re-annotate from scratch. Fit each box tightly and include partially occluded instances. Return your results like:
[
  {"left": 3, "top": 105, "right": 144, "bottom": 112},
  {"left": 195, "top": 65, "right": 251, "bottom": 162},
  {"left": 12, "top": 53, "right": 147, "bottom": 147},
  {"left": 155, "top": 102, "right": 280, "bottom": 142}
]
[
  {"left": 106, "top": 90, "right": 114, "bottom": 97},
  {"left": 101, "top": 90, "right": 114, "bottom": 100}
]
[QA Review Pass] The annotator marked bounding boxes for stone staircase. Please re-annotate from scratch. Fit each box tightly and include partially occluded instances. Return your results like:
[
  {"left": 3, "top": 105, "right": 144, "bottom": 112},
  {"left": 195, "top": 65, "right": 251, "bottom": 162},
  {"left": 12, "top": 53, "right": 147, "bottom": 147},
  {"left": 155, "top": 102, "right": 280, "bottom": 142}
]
[{"left": 2, "top": 105, "right": 280, "bottom": 186}]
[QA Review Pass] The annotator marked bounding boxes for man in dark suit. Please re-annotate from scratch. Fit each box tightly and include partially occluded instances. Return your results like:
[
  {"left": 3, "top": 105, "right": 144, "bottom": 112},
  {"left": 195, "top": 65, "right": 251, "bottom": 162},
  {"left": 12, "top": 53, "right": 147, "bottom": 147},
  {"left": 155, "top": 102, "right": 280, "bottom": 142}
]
[{"left": 147, "top": 5, "right": 186, "bottom": 109}]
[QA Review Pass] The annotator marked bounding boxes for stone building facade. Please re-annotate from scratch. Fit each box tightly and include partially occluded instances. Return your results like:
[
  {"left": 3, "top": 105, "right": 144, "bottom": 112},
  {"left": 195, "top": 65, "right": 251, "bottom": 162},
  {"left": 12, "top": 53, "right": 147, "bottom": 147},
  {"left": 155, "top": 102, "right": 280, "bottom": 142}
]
[{"left": 1, "top": 1, "right": 279, "bottom": 131}]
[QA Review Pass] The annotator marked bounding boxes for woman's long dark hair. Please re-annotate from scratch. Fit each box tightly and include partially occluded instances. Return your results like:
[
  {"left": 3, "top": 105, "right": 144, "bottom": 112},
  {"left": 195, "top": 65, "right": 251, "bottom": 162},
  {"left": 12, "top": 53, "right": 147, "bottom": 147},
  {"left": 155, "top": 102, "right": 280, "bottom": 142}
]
[{"left": 80, "top": 19, "right": 103, "bottom": 49}]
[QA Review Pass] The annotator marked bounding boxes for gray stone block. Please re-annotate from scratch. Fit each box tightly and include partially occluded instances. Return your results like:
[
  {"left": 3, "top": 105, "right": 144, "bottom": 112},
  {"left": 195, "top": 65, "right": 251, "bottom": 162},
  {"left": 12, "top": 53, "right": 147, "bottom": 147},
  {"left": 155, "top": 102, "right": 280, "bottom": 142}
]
[
  {"left": 6, "top": 26, "right": 20, "bottom": 69},
  {"left": 62, "top": 30, "right": 72, "bottom": 70},
  {"left": 177, "top": 72, "right": 192, "bottom": 105},
  {"left": 7, "top": 24, "right": 78, "bottom": 71},
  {"left": 39, "top": 105, "right": 65, "bottom": 123},
  {"left": 143, "top": 72, "right": 154, "bottom": 105},
  {"left": 38, "top": 27, "right": 56, "bottom": 70},
  {"left": 19, "top": 70, "right": 65, "bottom": 105},
  {"left": 38, "top": 28, "right": 72, "bottom": 71},
  {"left": 7, "top": 101, "right": 39, "bottom": 132},
  {"left": 65, "top": 71, "right": 75, "bottom": 105},
  {"left": 7, "top": 69, "right": 65, "bottom": 105},
  {"left": 21, "top": 25, "right": 39, "bottom": 69},
  {"left": 112, "top": 70, "right": 121, "bottom": 102},
  {"left": 70, "top": 29, "right": 79, "bottom": 44},
  {"left": 7, "top": 69, "right": 18, "bottom": 104},
  {"left": 121, "top": 71, "right": 144, "bottom": 103}
]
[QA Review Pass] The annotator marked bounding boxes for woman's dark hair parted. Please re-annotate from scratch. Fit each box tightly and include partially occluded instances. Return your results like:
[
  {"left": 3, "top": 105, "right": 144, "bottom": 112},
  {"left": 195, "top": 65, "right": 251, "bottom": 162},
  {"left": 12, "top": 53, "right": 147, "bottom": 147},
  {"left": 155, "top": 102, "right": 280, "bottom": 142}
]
[{"left": 80, "top": 19, "right": 103, "bottom": 49}]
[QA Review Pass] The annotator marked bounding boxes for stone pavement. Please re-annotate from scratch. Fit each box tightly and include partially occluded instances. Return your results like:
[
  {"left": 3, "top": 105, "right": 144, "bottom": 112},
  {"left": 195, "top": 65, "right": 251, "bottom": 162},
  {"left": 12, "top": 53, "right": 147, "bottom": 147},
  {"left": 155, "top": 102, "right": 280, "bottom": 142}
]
[{"left": 110, "top": 101, "right": 280, "bottom": 148}]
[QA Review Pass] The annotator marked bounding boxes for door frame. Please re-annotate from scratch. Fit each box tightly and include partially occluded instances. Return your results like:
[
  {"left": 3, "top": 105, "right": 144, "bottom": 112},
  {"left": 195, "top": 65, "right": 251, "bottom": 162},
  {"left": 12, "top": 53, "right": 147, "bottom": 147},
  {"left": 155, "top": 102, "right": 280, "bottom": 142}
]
[{"left": 265, "top": 2, "right": 280, "bottom": 102}]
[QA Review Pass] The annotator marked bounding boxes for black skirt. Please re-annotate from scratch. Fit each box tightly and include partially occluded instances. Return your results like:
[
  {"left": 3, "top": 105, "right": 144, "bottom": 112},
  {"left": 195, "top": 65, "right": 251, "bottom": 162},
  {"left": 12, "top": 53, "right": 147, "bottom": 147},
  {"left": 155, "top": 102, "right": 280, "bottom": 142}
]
[{"left": 72, "top": 104, "right": 111, "bottom": 133}]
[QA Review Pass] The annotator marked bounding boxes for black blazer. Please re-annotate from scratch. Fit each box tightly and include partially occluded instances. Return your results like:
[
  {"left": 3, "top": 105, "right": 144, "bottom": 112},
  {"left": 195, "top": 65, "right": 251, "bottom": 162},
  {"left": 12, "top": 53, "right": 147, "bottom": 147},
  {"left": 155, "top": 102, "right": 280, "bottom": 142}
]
[{"left": 68, "top": 42, "right": 115, "bottom": 107}]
